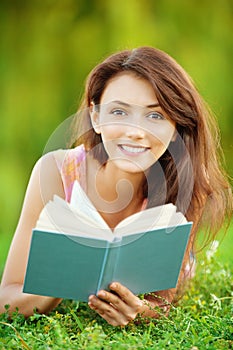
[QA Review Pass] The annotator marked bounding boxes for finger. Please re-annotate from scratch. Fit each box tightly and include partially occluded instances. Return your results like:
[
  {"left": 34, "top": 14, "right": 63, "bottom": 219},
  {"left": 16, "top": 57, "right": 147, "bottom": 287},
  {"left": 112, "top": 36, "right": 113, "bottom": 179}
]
[
  {"left": 97, "top": 289, "right": 130, "bottom": 313},
  {"left": 88, "top": 294, "right": 118, "bottom": 312},
  {"left": 88, "top": 295, "right": 126, "bottom": 326},
  {"left": 97, "top": 289, "right": 142, "bottom": 324},
  {"left": 109, "top": 283, "right": 143, "bottom": 309}
]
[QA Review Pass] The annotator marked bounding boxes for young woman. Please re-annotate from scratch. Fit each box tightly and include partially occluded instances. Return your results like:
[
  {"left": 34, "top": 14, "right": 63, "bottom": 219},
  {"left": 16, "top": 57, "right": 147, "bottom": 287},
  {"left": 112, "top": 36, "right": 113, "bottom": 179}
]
[{"left": 0, "top": 47, "right": 232, "bottom": 326}]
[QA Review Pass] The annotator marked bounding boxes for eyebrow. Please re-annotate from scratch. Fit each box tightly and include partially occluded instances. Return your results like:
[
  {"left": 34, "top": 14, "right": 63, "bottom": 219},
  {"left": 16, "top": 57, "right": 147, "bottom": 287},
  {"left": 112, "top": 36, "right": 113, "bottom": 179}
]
[{"left": 109, "top": 100, "right": 160, "bottom": 108}]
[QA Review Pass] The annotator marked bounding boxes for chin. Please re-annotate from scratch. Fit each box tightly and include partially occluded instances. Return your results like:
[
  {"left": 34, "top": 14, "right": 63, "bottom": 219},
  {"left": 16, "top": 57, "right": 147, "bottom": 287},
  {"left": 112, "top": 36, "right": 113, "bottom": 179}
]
[{"left": 112, "top": 159, "right": 152, "bottom": 174}]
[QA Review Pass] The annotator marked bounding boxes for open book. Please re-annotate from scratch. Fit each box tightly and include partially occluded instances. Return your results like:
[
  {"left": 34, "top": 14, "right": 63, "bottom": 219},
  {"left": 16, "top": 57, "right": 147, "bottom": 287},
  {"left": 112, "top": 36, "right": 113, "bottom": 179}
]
[{"left": 23, "top": 181, "right": 192, "bottom": 301}]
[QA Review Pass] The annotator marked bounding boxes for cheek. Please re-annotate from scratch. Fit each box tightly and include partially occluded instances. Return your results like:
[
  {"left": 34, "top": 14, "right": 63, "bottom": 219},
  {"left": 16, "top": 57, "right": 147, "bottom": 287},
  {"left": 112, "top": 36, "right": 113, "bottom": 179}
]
[
  {"left": 100, "top": 124, "right": 122, "bottom": 141},
  {"left": 151, "top": 125, "right": 176, "bottom": 146}
]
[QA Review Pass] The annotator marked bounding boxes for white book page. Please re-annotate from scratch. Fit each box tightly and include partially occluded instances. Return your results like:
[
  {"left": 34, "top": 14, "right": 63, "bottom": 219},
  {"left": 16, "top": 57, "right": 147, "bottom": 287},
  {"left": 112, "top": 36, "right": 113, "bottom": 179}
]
[
  {"left": 114, "top": 204, "right": 187, "bottom": 236},
  {"left": 70, "top": 181, "right": 109, "bottom": 230},
  {"left": 36, "top": 195, "right": 111, "bottom": 240},
  {"left": 35, "top": 180, "right": 188, "bottom": 240}
]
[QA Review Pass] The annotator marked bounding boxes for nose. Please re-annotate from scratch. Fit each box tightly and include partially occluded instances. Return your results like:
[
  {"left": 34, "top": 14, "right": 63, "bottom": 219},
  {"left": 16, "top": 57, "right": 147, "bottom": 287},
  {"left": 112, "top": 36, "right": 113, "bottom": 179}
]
[{"left": 125, "top": 125, "right": 145, "bottom": 139}]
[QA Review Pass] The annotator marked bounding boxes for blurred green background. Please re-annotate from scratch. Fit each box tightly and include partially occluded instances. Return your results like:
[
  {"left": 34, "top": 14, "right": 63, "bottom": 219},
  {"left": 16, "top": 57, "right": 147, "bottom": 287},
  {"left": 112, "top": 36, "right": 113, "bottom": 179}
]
[{"left": 0, "top": 0, "right": 232, "bottom": 275}]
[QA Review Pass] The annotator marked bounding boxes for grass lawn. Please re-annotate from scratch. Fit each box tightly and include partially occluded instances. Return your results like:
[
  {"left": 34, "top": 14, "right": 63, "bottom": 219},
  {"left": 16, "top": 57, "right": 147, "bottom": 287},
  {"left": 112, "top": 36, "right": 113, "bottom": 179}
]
[
  {"left": 0, "top": 254, "right": 232, "bottom": 349},
  {"left": 0, "top": 220, "right": 232, "bottom": 349}
]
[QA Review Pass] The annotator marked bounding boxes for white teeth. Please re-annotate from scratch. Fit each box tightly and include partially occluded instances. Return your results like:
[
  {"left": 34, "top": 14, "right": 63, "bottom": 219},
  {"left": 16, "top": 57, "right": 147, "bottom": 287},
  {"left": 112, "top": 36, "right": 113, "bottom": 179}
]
[{"left": 120, "top": 145, "right": 147, "bottom": 153}]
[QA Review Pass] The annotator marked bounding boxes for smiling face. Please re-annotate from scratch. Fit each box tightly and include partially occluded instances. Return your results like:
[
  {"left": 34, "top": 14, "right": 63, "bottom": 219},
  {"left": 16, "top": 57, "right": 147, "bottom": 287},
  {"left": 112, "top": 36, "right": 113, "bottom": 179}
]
[{"left": 90, "top": 73, "right": 176, "bottom": 174}]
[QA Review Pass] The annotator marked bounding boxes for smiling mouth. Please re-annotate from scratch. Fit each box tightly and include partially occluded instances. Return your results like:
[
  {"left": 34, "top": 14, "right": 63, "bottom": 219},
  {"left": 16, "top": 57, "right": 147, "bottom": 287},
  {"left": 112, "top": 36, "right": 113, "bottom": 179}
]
[{"left": 118, "top": 144, "right": 149, "bottom": 154}]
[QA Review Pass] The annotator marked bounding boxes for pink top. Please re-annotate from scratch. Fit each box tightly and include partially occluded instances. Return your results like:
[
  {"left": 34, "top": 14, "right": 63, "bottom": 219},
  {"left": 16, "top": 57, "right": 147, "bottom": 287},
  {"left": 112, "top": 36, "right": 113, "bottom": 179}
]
[{"left": 54, "top": 144, "right": 87, "bottom": 203}]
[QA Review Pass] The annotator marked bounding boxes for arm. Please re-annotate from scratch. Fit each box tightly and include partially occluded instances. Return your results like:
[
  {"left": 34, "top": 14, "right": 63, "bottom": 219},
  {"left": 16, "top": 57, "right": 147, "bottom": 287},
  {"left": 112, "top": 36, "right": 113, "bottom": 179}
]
[
  {"left": 88, "top": 283, "right": 176, "bottom": 326},
  {"left": 0, "top": 152, "right": 64, "bottom": 317}
]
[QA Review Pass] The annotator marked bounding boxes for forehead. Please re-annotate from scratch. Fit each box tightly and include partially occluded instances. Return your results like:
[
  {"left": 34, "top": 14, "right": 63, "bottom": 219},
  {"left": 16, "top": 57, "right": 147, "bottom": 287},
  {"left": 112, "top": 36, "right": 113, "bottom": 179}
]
[{"left": 100, "top": 73, "right": 158, "bottom": 106}]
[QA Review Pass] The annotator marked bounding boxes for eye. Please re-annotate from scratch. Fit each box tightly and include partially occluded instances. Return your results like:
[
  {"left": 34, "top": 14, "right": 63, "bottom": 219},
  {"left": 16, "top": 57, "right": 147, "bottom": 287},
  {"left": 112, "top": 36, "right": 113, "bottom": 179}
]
[
  {"left": 146, "top": 111, "right": 165, "bottom": 120},
  {"left": 111, "top": 109, "right": 127, "bottom": 116}
]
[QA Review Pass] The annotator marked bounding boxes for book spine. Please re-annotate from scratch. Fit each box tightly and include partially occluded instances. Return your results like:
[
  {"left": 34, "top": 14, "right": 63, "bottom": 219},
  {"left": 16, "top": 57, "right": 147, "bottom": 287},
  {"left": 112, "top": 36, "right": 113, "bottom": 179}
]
[
  {"left": 96, "top": 237, "right": 122, "bottom": 294},
  {"left": 95, "top": 241, "right": 111, "bottom": 293}
]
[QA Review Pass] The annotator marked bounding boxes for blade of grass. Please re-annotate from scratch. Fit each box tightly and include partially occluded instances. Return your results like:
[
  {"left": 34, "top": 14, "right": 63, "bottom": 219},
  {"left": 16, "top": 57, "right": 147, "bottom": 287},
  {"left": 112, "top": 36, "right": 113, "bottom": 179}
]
[{"left": 0, "top": 321, "right": 31, "bottom": 350}]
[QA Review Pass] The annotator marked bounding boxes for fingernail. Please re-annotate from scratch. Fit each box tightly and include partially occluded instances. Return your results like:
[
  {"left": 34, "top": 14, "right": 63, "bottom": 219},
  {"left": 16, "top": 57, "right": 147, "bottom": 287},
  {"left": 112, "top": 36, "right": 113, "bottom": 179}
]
[
  {"left": 98, "top": 290, "right": 106, "bottom": 297},
  {"left": 88, "top": 302, "right": 95, "bottom": 309}
]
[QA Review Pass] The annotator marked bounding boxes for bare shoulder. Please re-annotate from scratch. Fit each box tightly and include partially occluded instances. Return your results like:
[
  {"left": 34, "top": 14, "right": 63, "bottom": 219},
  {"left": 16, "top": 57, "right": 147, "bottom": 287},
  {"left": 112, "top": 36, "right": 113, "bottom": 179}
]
[
  {"left": 0, "top": 150, "right": 66, "bottom": 287},
  {"left": 37, "top": 150, "right": 66, "bottom": 203},
  {"left": 21, "top": 151, "right": 65, "bottom": 214},
  {"left": 13, "top": 150, "right": 66, "bottom": 235}
]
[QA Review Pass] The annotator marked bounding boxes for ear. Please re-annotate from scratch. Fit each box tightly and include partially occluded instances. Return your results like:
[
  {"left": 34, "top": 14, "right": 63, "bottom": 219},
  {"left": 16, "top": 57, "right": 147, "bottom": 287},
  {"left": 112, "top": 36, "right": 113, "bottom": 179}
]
[{"left": 90, "top": 102, "right": 101, "bottom": 134}]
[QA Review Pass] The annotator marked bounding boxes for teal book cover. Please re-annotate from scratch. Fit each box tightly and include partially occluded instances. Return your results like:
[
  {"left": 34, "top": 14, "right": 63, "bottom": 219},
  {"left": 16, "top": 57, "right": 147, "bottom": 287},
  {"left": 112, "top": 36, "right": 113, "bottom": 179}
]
[{"left": 23, "top": 223, "right": 192, "bottom": 301}]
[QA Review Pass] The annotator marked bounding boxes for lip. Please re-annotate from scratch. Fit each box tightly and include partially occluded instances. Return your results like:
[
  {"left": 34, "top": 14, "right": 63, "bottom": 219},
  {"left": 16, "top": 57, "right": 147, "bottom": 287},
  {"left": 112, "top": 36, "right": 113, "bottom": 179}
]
[{"left": 118, "top": 144, "right": 150, "bottom": 156}]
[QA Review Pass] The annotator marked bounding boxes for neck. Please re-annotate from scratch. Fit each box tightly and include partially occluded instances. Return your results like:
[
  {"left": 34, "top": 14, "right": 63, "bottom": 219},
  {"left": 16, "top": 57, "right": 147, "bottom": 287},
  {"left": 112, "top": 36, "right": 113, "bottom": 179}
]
[
  {"left": 87, "top": 158, "right": 146, "bottom": 215},
  {"left": 101, "top": 160, "right": 145, "bottom": 196}
]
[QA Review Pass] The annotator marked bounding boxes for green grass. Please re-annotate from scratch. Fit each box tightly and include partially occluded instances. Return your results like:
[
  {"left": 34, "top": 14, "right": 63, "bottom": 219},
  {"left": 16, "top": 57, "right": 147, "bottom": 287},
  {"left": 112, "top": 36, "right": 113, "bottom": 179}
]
[{"left": 0, "top": 251, "right": 232, "bottom": 349}]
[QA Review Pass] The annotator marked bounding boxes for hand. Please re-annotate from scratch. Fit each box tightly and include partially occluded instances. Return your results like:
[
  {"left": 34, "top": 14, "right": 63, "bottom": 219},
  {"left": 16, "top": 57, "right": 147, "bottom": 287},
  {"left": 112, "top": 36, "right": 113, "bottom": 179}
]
[{"left": 88, "top": 282, "right": 143, "bottom": 326}]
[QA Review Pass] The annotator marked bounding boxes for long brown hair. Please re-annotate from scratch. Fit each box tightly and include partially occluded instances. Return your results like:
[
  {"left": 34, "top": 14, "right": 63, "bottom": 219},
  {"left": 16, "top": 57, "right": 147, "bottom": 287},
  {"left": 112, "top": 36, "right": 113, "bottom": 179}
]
[{"left": 70, "top": 46, "right": 232, "bottom": 253}]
